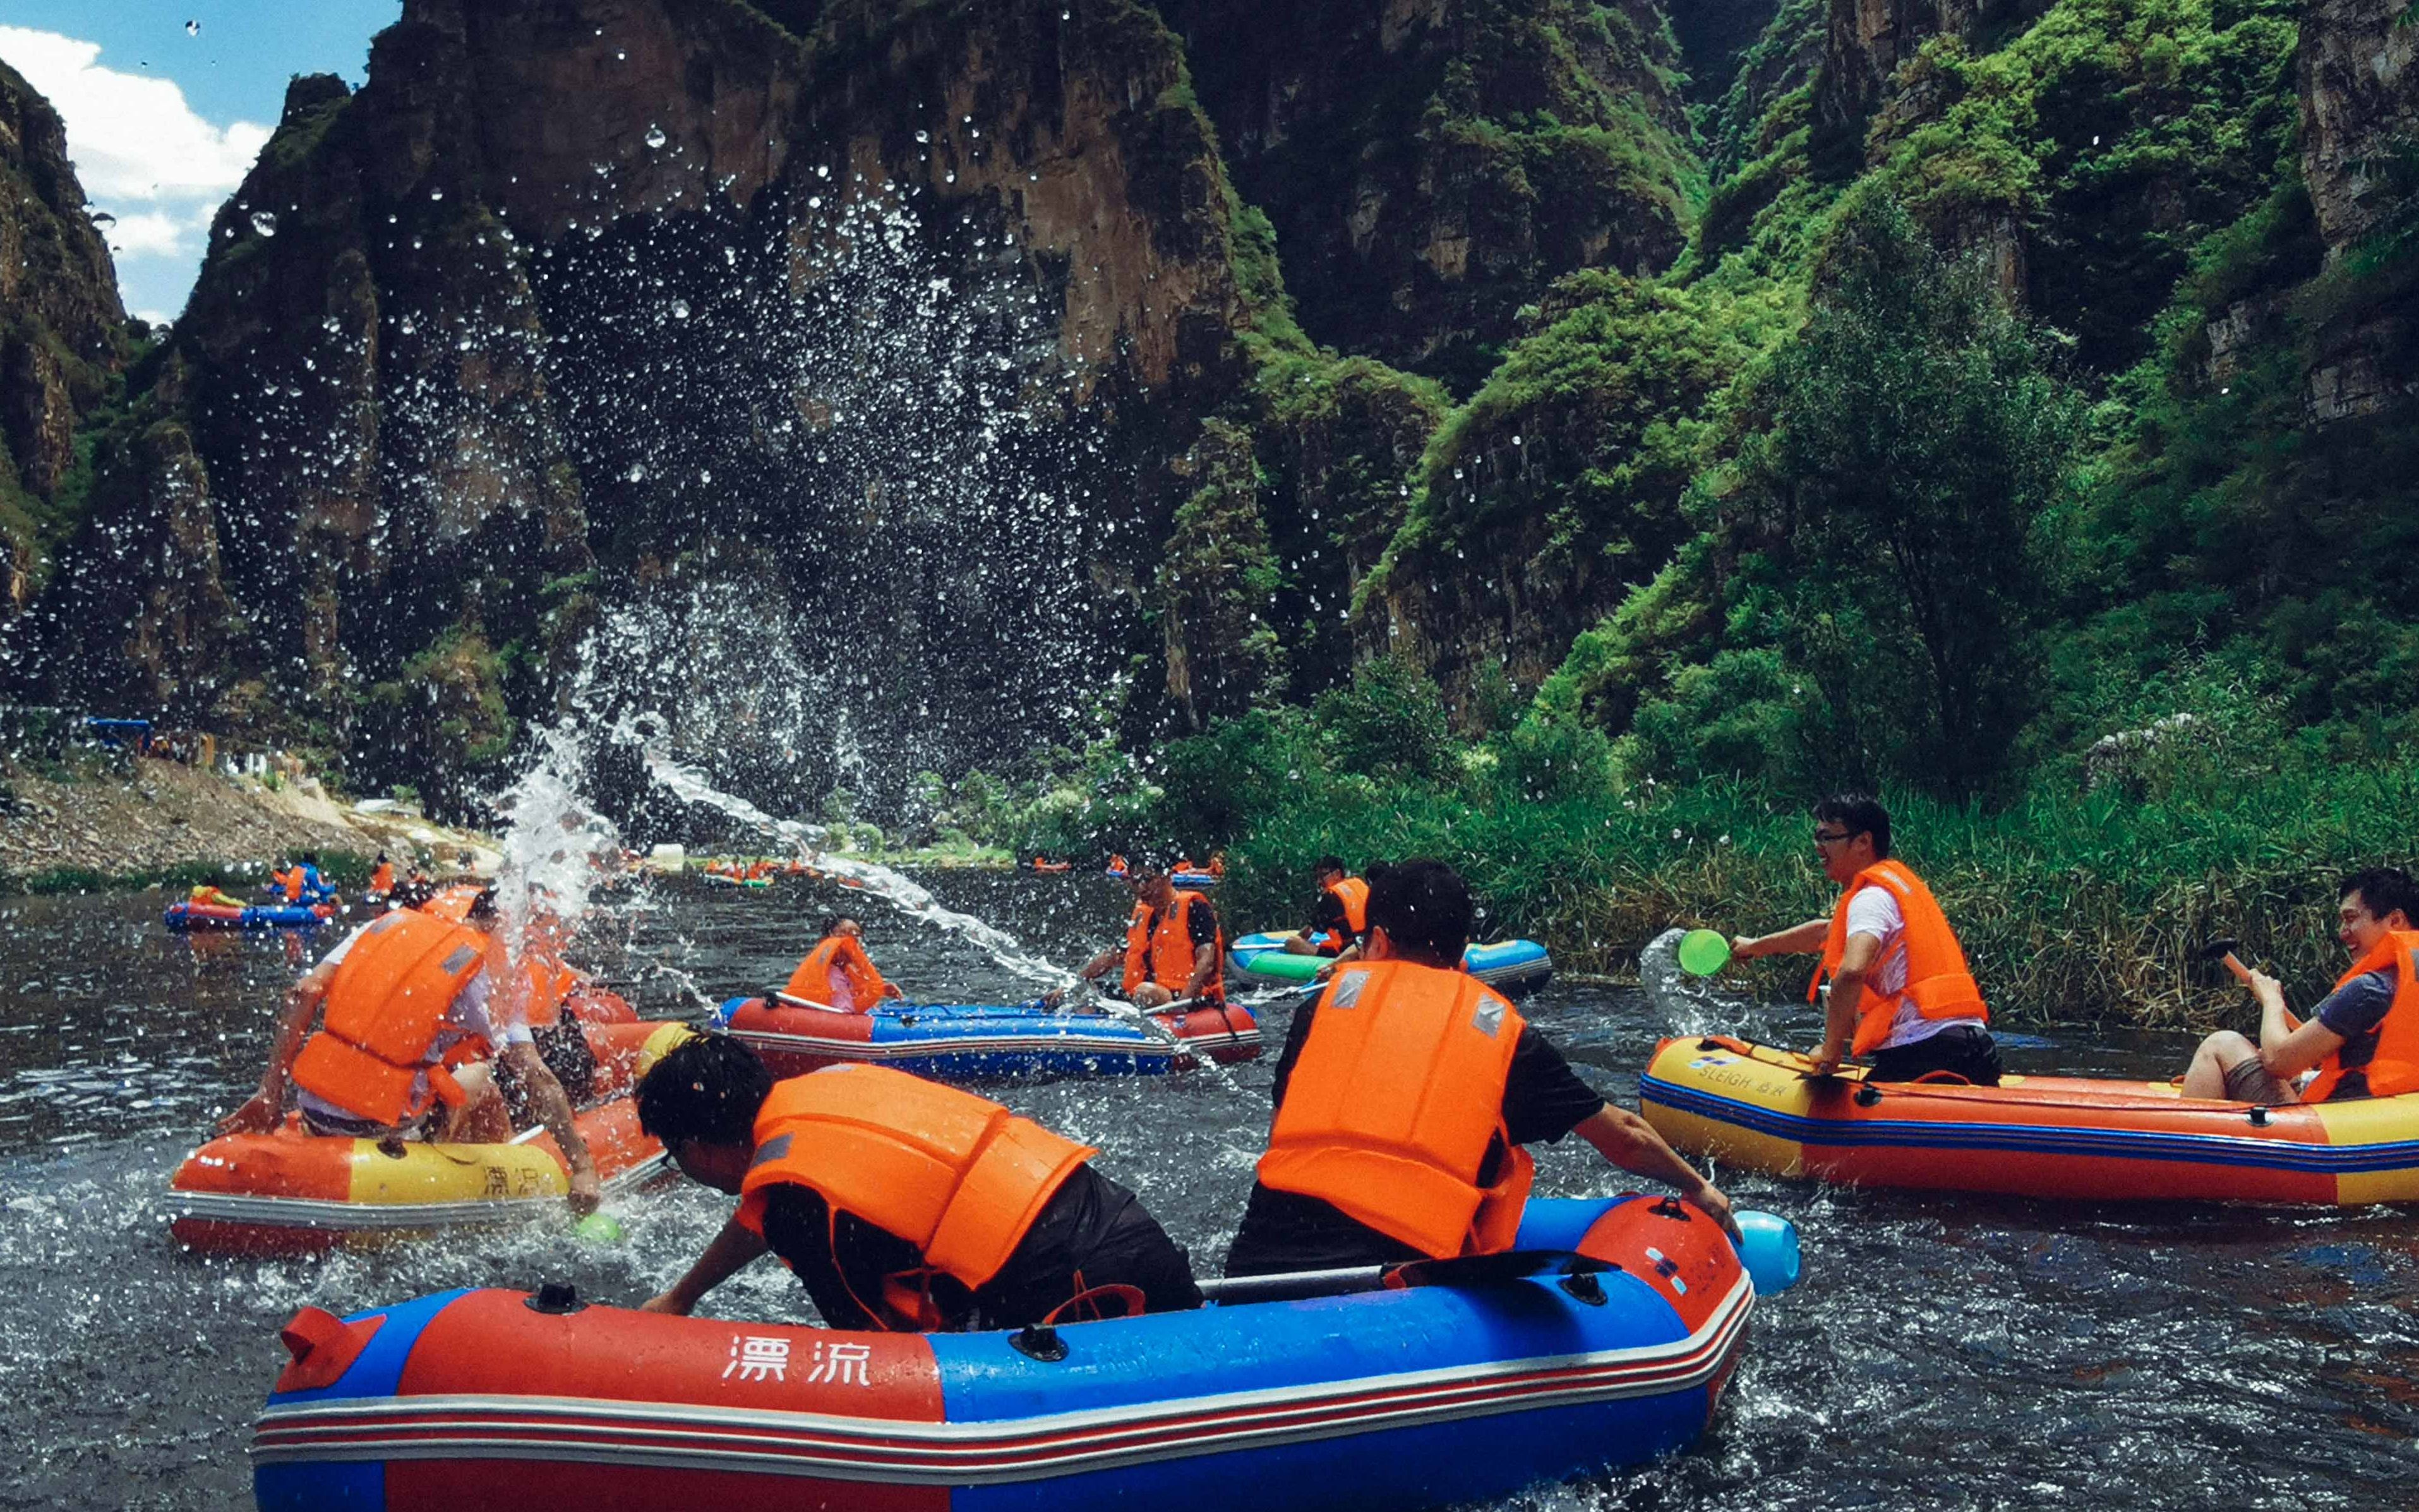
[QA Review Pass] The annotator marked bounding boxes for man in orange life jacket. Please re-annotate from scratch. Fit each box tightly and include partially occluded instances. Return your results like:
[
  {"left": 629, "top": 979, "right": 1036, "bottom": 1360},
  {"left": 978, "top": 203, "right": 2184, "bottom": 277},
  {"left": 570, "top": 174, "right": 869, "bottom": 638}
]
[
  {"left": 1223, "top": 858, "right": 1736, "bottom": 1278},
  {"left": 217, "top": 887, "right": 602, "bottom": 1215},
  {"left": 1281, "top": 856, "right": 1370, "bottom": 964},
  {"left": 1727, "top": 793, "right": 2002, "bottom": 1084},
  {"left": 2180, "top": 867, "right": 2419, "bottom": 1105},
  {"left": 634, "top": 1033, "right": 1201, "bottom": 1328},
  {"left": 1070, "top": 856, "right": 1223, "bottom": 1008},
  {"left": 772, "top": 915, "right": 904, "bottom": 1012}
]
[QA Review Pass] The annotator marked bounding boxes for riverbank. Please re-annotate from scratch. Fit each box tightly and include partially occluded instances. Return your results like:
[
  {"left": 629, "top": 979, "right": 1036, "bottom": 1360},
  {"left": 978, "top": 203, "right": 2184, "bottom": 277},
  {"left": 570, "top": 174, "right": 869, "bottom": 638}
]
[{"left": 0, "top": 755, "right": 501, "bottom": 894}]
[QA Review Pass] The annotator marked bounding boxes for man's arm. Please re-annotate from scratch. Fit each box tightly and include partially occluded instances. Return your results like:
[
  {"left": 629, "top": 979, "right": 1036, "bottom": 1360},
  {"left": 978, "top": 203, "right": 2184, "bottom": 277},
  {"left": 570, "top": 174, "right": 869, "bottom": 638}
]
[
  {"left": 1075, "top": 945, "right": 1122, "bottom": 981},
  {"left": 219, "top": 964, "right": 335, "bottom": 1133},
  {"left": 1572, "top": 1104, "right": 1740, "bottom": 1242},
  {"left": 1184, "top": 940, "right": 1219, "bottom": 999},
  {"left": 1731, "top": 918, "right": 1830, "bottom": 959},
  {"left": 2248, "top": 971, "right": 2348, "bottom": 1080},
  {"left": 1805, "top": 931, "right": 1881, "bottom": 1074},
  {"left": 642, "top": 1215, "right": 769, "bottom": 1314},
  {"left": 503, "top": 1042, "right": 602, "bottom": 1215}
]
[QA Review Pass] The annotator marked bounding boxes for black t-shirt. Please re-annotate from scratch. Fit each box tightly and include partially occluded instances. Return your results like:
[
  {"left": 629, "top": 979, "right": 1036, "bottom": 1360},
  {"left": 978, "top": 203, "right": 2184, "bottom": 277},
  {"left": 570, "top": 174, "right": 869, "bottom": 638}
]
[
  {"left": 754, "top": 1163, "right": 1200, "bottom": 1329},
  {"left": 1223, "top": 981, "right": 1607, "bottom": 1276}
]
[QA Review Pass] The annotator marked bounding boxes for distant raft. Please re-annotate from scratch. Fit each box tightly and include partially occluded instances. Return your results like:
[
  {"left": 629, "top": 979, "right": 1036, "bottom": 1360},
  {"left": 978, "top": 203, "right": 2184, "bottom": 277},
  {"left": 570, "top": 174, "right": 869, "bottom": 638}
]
[
  {"left": 164, "top": 901, "right": 335, "bottom": 930},
  {"left": 1226, "top": 932, "right": 1554, "bottom": 998},
  {"left": 250, "top": 1196, "right": 1760, "bottom": 1512},
  {"left": 713, "top": 994, "right": 1261, "bottom": 1079},
  {"left": 166, "top": 1017, "right": 673, "bottom": 1256},
  {"left": 1640, "top": 1035, "right": 2419, "bottom": 1206}
]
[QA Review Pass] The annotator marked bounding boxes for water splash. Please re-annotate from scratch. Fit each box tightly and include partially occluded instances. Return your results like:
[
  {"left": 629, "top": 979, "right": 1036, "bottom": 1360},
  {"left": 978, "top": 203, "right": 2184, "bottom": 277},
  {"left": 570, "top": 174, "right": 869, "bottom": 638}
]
[
  {"left": 484, "top": 718, "right": 632, "bottom": 1029},
  {"left": 1640, "top": 926, "right": 1762, "bottom": 1039}
]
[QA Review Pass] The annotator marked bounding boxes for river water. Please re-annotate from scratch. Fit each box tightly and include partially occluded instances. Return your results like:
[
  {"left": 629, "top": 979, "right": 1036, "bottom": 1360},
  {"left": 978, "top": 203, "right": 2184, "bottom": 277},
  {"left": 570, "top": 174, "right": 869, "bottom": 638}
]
[{"left": 1, "top": 875, "right": 2413, "bottom": 1509}]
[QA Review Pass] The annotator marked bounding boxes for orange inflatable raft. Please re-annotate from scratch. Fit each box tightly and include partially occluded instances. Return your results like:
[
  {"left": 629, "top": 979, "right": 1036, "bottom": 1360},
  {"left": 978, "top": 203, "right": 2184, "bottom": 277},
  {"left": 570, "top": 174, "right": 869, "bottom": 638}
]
[
  {"left": 1640, "top": 1035, "right": 2419, "bottom": 1206},
  {"left": 169, "top": 1016, "right": 687, "bottom": 1256}
]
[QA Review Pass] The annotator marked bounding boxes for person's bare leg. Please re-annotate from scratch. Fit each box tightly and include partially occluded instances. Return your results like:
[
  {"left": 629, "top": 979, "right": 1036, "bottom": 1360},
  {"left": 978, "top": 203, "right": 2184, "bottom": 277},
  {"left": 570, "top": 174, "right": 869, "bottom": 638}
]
[
  {"left": 1130, "top": 982, "right": 1175, "bottom": 1009},
  {"left": 2181, "top": 1029, "right": 2257, "bottom": 1100},
  {"left": 1280, "top": 933, "right": 1316, "bottom": 956}
]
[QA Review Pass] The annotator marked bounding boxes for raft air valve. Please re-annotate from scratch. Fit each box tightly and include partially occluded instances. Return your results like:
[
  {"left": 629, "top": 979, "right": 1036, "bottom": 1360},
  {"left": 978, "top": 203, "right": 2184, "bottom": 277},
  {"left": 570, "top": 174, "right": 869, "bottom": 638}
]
[
  {"left": 1011, "top": 1323, "right": 1068, "bottom": 1362},
  {"left": 525, "top": 1281, "right": 588, "bottom": 1315},
  {"left": 273, "top": 1306, "right": 385, "bottom": 1393}
]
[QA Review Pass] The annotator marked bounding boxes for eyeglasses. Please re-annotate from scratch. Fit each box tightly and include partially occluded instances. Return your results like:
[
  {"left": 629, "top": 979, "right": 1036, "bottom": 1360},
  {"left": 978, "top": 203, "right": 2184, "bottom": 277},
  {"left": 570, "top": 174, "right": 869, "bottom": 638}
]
[{"left": 1811, "top": 829, "right": 1855, "bottom": 847}]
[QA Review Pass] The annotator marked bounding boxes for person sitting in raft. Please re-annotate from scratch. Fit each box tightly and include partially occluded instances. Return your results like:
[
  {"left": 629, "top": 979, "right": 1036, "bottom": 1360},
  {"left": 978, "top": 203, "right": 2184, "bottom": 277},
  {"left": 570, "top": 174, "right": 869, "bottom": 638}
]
[
  {"left": 367, "top": 853, "right": 395, "bottom": 897},
  {"left": 772, "top": 915, "right": 904, "bottom": 1012},
  {"left": 635, "top": 1032, "right": 1202, "bottom": 1328},
  {"left": 1726, "top": 793, "right": 2002, "bottom": 1085},
  {"left": 1282, "top": 856, "right": 1369, "bottom": 963},
  {"left": 2180, "top": 867, "right": 2419, "bottom": 1106},
  {"left": 1071, "top": 856, "right": 1224, "bottom": 1008},
  {"left": 217, "top": 886, "right": 602, "bottom": 1215},
  {"left": 189, "top": 875, "right": 248, "bottom": 909},
  {"left": 1207, "top": 850, "right": 1227, "bottom": 878},
  {"left": 1223, "top": 859, "right": 1737, "bottom": 1278}
]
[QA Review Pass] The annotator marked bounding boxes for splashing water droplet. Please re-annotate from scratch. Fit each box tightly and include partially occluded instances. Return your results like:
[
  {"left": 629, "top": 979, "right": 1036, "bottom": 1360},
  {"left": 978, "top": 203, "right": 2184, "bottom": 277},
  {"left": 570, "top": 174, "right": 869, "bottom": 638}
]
[
  {"left": 644, "top": 124, "right": 668, "bottom": 149},
  {"left": 248, "top": 210, "right": 278, "bottom": 237},
  {"left": 669, "top": 298, "right": 691, "bottom": 320}
]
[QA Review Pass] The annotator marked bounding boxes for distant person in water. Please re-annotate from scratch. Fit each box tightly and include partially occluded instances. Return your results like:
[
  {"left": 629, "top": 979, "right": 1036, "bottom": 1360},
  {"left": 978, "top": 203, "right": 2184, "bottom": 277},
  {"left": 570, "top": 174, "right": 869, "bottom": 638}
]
[
  {"left": 188, "top": 875, "right": 246, "bottom": 909},
  {"left": 1282, "top": 856, "right": 1369, "bottom": 964},
  {"left": 2180, "top": 868, "right": 2419, "bottom": 1105},
  {"left": 774, "top": 915, "right": 903, "bottom": 1012},
  {"left": 635, "top": 1032, "right": 1200, "bottom": 1329},
  {"left": 1072, "top": 856, "right": 1224, "bottom": 1008},
  {"left": 1224, "top": 858, "right": 1736, "bottom": 1278},
  {"left": 219, "top": 886, "right": 600, "bottom": 1215},
  {"left": 1723, "top": 794, "right": 2001, "bottom": 1084}
]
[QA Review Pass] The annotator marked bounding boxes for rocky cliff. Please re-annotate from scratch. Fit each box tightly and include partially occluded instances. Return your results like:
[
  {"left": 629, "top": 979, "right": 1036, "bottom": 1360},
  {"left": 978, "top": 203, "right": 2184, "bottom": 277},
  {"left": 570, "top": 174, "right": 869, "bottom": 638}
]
[{"left": 0, "top": 59, "right": 131, "bottom": 625}]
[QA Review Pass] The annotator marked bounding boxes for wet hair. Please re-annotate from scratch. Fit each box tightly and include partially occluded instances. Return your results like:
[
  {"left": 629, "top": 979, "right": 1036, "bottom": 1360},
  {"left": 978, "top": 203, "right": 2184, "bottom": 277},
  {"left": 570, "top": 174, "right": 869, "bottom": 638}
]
[
  {"left": 391, "top": 879, "right": 436, "bottom": 909},
  {"left": 467, "top": 885, "right": 500, "bottom": 921},
  {"left": 1127, "top": 854, "right": 1172, "bottom": 877},
  {"left": 1814, "top": 793, "right": 1892, "bottom": 859},
  {"left": 822, "top": 914, "right": 858, "bottom": 937},
  {"left": 1313, "top": 856, "right": 1347, "bottom": 879},
  {"left": 375, "top": 851, "right": 388, "bottom": 864},
  {"left": 1366, "top": 858, "right": 1475, "bottom": 963},
  {"left": 2341, "top": 867, "right": 2417, "bottom": 925},
  {"left": 637, "top": 1033, "right": 775, "bottom": 1148}
]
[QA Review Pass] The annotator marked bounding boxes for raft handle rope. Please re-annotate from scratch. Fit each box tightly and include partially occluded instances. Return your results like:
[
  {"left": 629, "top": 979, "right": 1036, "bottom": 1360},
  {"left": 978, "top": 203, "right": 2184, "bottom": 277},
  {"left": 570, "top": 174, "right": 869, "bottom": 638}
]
[{"left": 1700, "top": 1036, "right": 2297, "bottom": 1117}]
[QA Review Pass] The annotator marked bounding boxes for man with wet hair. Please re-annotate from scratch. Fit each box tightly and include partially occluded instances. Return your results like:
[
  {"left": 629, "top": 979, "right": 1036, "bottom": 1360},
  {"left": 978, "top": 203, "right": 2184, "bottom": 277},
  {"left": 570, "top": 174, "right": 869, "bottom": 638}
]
[
  {"left": 1725, "top": 793, "right": 2001, "bottom": 1084},
  {"left": 219, "top": 886, "right": 601, "bottom": 1216},
  {"left": 1223, "top": 858, "right": 1736, "bottom": 1278},
  {"left": 1071, "top": 855, "right": 1224, "bottom": 1007},
  {"left": 636, "top": 1033, "right": 1201, "bottom": 1329},
  {"left": 2180, "top": 867, "right": 2419, "bottom": 1105}
]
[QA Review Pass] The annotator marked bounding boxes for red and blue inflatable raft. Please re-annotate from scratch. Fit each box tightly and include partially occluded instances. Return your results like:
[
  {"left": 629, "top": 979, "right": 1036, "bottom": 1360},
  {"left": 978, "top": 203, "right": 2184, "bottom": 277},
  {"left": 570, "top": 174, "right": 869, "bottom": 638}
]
[
  {"left": 712, "top": 995, "right": 1261, "bottom": 1079},
  {"left": 251, "top": 1196, "right": 1758, "bottom": 1512}
]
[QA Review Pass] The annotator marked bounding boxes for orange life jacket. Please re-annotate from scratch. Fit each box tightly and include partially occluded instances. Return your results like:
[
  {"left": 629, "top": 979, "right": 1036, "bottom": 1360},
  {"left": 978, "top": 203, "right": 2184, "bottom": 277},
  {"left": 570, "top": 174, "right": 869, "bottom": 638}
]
[
  {"left": 1256, "top": 960, "right": 1534, "bottom": 1259},
  {"left": 2303, "top": 930, "right": 2419, "bottom": 1102},
  {"left": 1811, "top": 859, "right": 1989, "bottom": 1057},
  {"left": 741, "top": 1065, "right": 1096, "bottom": 1329},
  {"left": 282, "top": 867, "right": 304, "bottom": 903},
  {"left": 369, "top": 863, "right": 394, "bottom": 894},
  {"left": 1318, "top": 876, "right": 1371, "bottom": 953},
  {"left": 482, "top": 936, "right": 578, "bottom": 1029},
  {"left": 289, "top": 911, "right": 491, "bottom": 1125},
  {"left": 783, "top": 935, "right": 892, "bottom": 1011},
  {"left": 1122, "top": 891, "right": 1223, "bottom": 1001}
]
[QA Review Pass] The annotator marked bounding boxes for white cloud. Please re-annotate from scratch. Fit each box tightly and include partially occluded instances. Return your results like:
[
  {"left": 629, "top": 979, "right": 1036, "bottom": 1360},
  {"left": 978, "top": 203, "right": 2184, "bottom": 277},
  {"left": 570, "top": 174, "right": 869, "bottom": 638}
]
[{"left": 0, "top": 25, "right": 272, "bottom": 320}]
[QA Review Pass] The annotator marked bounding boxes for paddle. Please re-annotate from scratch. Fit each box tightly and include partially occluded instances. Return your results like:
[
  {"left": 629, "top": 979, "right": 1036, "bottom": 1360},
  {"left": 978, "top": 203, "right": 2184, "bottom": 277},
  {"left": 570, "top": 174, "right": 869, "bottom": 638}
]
[
  {"left": 1196, "top": 1249, "right": 1604, "bottom": 1305},
  {"left": 2199, "top": 937, "right": 2302, "bottom": 1030}
]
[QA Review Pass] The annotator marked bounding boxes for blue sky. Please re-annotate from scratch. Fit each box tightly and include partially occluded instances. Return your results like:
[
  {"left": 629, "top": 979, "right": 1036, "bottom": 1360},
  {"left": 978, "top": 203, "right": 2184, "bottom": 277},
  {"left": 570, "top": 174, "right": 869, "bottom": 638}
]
[{"left": 0, "top": 1, "right": 400, "bottom": 323}]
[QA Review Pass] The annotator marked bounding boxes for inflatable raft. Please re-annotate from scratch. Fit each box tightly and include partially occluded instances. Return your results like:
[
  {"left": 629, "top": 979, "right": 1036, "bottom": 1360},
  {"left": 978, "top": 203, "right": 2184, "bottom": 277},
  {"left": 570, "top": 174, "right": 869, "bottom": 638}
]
[
  {"left": 1640, "top": 1035, "right": 2419, "bottom": 1206},
  {"left": 167, "top": 1018, "right": 675, "bottom": 1256},
  {"left": 1227, "top": 932, "right": 1554, "bottom": 997},
  {"left": 700, "top": 872, "right": 772, "bottom": 889},
  {"left": 713, "top": 995, "right": 1261, "bottom": 1078},
  {"left": 251, "top": 1196, "right": 1760, "bottom": 1512},
  {"left": 165, "top": 900, "right": 336, "bottom": 930}
]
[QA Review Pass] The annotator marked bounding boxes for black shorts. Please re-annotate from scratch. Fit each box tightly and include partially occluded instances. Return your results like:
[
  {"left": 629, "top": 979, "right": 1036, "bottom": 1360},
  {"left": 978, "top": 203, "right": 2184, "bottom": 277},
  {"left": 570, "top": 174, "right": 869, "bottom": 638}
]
[{"left": 1866, "top": 1024, "right": 2003, "bottom": 1086}]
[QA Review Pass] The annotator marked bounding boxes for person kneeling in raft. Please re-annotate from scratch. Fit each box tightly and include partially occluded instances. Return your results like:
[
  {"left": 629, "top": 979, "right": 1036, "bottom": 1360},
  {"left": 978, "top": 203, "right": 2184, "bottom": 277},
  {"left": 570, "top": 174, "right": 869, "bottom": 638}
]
[
  {"left": 1724, "top": 793, "right": 2002, "bottom": 1085},
  {"left": 218, "top": 887, "right": 603, "bottom": 1214},
  {"left": 771, "top": 915, "right": 904, "bottom": 1012},
  {"left": 1069, "top": 855, "right": 1225, "bottom": 1009},
  {"left": 2181, "top": 867, "right": 2419, "bottom": 1106},
  {"left": 1223, "top": 859, "right": 1738, "bottom": 1279},
  {"left": 1280, "top": 855, "right": 1371, "bottom": 964},
  {"left": 635, "top": 1033, "right": 1203, "bottom": 1328},
  {"left": 188, "top": 874, "right": 246, "bottom": 909}
]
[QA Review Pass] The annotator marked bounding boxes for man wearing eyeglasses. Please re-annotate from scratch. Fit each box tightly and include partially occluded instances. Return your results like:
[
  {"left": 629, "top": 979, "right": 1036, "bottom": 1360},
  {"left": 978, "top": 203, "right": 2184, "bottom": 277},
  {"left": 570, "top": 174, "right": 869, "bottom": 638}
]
[{"left": 1724, "top": 794, "right": 2001, "bottom": 1084}]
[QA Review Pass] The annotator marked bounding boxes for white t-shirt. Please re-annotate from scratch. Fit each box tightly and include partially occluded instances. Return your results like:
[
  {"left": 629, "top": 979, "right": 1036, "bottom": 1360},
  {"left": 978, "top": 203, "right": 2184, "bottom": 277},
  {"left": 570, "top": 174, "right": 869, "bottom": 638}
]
[
  {"left": 1843, "top": 885, "right": 1982, "bottom": 1049},
  {"left": 296, "top": 919, "right": 532, "bottom": 1125}
]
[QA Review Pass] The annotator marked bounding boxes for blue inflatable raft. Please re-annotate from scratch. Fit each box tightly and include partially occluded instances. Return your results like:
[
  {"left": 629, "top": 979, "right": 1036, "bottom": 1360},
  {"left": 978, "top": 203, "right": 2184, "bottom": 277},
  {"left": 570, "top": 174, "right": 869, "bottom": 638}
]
[
  {"left": 1227, "top": 932, "right": 1554, "bottom": 997},
  {"left": 250, "top": 1196, "right": 1773, "bottom": 1512},
  {"left": 164, "top": 901, "right": 333, "bottom": 931},
  {"left": 712, "top": 993, "right": 1263, "bottom": 1079}
]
